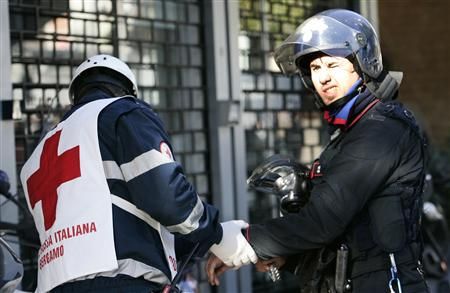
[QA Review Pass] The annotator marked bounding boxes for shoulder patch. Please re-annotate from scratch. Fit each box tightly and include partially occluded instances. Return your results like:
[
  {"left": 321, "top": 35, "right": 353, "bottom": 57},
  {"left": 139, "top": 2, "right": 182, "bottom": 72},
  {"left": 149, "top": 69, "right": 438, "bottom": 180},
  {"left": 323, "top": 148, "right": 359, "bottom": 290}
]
[{"left": 160, "top": 142, "right": 174, "bottom": 161}]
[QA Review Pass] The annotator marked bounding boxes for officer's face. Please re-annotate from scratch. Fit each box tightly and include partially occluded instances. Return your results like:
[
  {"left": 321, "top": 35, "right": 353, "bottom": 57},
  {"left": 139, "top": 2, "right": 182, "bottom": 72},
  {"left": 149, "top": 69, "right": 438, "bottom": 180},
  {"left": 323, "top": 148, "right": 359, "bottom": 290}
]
[{"left": 310, "top": 56, "right": 360, "bottom": 105}]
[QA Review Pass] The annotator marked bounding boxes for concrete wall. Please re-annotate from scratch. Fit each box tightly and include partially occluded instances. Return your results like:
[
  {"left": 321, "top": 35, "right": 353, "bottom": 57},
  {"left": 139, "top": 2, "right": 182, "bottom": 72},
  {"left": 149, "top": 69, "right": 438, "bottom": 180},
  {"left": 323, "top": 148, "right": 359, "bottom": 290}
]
[{"left": 378, "top": 0, "right": 450, "bottom": 147}]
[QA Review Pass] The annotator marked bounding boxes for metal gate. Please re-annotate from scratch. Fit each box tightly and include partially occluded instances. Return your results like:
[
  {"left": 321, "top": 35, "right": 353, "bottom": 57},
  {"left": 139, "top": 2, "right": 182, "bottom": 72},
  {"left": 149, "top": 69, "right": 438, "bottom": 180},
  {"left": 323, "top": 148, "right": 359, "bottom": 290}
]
[{"left": 9, "top": 0, "right": 209, "bottom": 290}]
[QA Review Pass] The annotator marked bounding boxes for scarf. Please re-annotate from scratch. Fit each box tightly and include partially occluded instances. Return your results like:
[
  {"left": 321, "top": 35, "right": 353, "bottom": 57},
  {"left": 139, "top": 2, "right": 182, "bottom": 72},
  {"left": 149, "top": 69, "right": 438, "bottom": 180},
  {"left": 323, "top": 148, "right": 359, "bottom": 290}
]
[{"left": 324, "top": 87, "right": 377, "bottom": 133}]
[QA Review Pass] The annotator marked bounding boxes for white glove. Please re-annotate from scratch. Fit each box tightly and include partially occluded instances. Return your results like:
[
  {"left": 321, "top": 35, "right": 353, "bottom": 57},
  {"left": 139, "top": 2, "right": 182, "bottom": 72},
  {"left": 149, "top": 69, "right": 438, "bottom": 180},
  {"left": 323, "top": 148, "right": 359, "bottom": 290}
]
[{"left": 209, "top": 220, "right": 258, "bottom": 267}]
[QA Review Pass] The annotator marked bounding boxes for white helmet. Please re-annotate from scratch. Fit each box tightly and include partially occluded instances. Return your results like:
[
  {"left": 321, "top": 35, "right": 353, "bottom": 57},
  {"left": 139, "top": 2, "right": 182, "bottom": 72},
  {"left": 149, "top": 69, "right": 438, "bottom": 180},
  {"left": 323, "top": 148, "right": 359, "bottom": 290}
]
[{"left": 68, "top": 54, "right": 138, "bottom": 103}]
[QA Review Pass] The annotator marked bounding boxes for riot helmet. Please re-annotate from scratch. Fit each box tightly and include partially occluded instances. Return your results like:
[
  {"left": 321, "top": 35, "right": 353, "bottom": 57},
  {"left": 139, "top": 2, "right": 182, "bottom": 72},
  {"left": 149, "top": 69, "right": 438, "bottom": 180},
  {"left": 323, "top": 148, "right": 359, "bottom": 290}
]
[
  {"left": 247, "top": 154, "right": 311, "bottom": 214},
  {"left": 68, "top": 54, "right": 138, "bottom": 104},
  {"left": 274, "top": 9, "right": 384, "bottom": 107}
]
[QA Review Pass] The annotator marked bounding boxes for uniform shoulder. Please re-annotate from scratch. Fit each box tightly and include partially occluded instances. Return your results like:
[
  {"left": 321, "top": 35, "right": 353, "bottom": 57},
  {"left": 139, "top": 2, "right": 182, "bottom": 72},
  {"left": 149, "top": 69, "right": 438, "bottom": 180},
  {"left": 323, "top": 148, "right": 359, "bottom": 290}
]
[
  {"left": 98, "top": 97, "right": 159, "bottom": 133},
  {"left": 342, "top": 102, "right": 416, "bottom": 159},
  {"left": 371, "top": 101, "right": 421, "bottom": 135},
  {"left": 100, "top": 96, "right": 157, "bottom": 121},
  {"left": 105, "top": 96, "right": 152, "bottom": 114}
]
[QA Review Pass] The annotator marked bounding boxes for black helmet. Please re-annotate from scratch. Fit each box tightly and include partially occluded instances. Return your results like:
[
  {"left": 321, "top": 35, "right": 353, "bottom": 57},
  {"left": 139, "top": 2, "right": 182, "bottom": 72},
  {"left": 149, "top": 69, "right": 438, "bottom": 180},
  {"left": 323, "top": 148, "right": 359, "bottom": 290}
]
[{"left": 247, "top": 154, "right": 311, "bottom": 214}]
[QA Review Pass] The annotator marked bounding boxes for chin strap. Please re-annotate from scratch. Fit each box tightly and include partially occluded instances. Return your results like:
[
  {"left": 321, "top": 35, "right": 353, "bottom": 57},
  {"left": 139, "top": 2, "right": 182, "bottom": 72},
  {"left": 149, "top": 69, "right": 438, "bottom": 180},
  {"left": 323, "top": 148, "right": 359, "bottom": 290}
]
[{"left": 320, "top": 79, "right": 363, "bottom": 112}]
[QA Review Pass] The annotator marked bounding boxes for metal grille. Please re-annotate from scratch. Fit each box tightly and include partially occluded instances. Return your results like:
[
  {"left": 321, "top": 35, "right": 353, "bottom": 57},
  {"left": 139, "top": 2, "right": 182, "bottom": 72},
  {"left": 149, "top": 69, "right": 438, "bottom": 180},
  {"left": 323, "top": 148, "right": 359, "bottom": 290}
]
[
  {"left": 9, "top": 0, "right": 208, "bottom": 290},
  {"left": 239, "top": 0, "right": 353, "bottom": 291}
]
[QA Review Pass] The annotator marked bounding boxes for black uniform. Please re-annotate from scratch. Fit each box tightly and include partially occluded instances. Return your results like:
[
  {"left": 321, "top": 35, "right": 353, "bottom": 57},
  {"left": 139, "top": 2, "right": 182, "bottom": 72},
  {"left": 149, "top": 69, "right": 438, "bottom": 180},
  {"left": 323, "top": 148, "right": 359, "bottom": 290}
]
[{"left": 247, "top": 89, "right": 428, "bottom": 292}]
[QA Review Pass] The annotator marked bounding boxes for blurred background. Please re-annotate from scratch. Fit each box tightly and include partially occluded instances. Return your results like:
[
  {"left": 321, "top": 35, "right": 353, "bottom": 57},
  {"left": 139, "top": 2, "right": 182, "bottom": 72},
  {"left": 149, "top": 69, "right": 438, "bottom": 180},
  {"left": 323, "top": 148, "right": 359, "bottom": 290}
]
[{"left": 0, "top": 0, "right": 449, "bottom": 292}]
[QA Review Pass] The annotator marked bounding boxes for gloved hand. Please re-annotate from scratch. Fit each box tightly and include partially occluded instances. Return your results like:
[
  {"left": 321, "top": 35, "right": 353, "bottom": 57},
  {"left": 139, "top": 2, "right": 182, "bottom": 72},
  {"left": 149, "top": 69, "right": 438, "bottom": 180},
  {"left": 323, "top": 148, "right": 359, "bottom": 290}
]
[{"left": 209, "top": 220, "right": 258, "bottom": 267}]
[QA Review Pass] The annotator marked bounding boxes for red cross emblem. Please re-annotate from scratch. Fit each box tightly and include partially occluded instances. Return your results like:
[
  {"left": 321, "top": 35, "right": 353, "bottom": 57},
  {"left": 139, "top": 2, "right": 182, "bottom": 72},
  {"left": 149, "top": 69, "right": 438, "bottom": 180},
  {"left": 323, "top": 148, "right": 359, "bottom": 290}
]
[{"left": 27, "top": 130, "right": 81, "bottom": 230}]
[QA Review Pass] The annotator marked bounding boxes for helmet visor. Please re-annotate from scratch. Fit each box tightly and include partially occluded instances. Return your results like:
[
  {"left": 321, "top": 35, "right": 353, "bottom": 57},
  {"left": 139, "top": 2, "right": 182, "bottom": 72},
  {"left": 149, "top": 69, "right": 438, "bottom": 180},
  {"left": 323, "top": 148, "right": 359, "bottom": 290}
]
[{"left": 274, "top": 15, "right": 364, "bottom": 75}]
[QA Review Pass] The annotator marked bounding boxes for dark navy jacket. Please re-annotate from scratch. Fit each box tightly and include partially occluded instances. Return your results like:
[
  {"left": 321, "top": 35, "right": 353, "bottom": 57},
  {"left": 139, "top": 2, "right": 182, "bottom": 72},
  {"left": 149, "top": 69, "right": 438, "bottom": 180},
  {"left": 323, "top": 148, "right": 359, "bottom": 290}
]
[
  {"left": 248, "top": 92, "right": 428, "bottom": 292},
  {"left": 57, "top": 91, "right": 222, "bottom": 287}
]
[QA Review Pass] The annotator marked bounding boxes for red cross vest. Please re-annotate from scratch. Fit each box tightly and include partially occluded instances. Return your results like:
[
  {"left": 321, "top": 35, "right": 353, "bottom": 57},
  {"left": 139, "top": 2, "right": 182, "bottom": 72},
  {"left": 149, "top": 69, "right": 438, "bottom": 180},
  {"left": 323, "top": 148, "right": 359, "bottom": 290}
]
[{"left": 20, "top": 97, "right": 178, "bottom": 292}]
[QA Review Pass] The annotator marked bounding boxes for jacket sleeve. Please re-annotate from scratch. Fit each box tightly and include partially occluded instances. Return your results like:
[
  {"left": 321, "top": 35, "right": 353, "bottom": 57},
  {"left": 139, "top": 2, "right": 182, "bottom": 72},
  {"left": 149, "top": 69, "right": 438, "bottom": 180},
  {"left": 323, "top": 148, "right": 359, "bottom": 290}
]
[
  {"left": 247, "top": 118, "right": 419, "bottom": 259},
  {"left": 113, "top": 103, "right": 222, "bottom": 255}
]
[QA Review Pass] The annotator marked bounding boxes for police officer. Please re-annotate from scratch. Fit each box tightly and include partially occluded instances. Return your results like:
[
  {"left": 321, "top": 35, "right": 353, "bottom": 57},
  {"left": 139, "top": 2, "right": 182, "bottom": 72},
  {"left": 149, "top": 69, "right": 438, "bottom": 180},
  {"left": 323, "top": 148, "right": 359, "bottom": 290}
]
[
  {"left": 207, "top": 9, "right": 428, "bottom": 292},
  {"left": 20, "top": 55, "right": 257, "bottom": 292}
]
